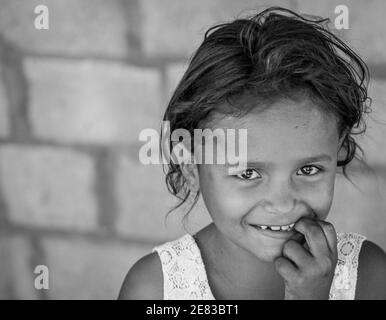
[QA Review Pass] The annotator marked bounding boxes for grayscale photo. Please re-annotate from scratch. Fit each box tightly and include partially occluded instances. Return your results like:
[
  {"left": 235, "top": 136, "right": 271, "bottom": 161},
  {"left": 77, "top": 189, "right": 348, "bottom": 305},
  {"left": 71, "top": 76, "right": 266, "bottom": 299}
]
[{"left": 0, "top": 0, "right": 385, "bottom": 304}]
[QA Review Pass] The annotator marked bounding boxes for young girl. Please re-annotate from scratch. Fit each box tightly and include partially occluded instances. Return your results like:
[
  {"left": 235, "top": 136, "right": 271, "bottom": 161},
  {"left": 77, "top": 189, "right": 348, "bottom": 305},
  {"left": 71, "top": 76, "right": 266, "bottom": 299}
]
[{"left": 119, "top": 7, "right": 386, "bottom": 300}]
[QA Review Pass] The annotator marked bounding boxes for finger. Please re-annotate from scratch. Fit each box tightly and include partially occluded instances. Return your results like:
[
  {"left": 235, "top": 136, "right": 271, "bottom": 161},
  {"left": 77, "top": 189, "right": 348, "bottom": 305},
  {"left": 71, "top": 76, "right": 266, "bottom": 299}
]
[
  {"left": 274, "top": 256, "right": 298, "bottom": 282},
  {"left": 290, "top": 231, "right": 310, "bottom": 253},
  {"left": 315, "top": 220, "right": 337, "bottom": 256},
  {"left": 294, "top": 218, "right": 330, "bottom": 257},
  {"left": 282, "top": 239, "right": 313, "bottom": 268}
]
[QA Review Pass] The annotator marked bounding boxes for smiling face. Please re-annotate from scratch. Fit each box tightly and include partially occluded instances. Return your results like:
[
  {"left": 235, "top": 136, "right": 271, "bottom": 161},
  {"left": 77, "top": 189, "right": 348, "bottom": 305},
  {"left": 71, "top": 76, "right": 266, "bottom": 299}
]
[{"left": 195, "top": 97, "right": 343, "bottom": 262}]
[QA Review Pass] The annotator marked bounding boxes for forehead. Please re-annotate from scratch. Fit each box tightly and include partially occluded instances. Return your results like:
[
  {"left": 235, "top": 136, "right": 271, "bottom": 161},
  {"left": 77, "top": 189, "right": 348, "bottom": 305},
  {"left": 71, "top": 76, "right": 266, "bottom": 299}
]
[{"left": 207, "top": 98, "right": 339, "bottom": 160}]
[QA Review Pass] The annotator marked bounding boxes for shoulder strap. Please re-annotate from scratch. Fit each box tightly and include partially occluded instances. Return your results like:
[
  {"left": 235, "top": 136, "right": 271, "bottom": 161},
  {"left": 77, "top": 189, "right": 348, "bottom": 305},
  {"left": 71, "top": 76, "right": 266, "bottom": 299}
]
[
  {"left": 152, "top": 234, "right": 215, "bottom": 300},
  {"left": 329, "top": 232, "right": 366, "bottom": 300}
]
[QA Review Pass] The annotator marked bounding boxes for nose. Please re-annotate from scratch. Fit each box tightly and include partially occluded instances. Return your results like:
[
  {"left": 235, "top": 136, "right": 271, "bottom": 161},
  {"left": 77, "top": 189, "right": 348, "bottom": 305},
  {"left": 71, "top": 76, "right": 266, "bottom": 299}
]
[{"left": 261, "top": 178, "right": 296, "bottom": 215}]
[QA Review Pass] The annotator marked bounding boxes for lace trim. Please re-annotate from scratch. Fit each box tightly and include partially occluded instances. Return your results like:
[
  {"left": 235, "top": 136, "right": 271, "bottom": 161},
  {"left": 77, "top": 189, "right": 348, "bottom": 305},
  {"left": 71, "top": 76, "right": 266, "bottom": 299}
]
[
  {"left": 152, "top": 234, "right": 215, "bottom": 299},
  {"left": 152, "top": 232, "right": 365, "bottom": 300},
  {"left": 329, "top": 232, "right": 366, "bottom": 300}
]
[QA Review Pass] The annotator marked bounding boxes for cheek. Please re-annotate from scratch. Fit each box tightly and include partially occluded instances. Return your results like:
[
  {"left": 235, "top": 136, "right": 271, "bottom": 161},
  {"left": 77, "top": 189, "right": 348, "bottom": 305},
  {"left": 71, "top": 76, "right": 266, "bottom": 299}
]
[
  {"left": 199, "top": 168, "right": 248, "bottom": 221},
  {"left": 304, "top": 179, "right": 335, "bottom": 220}
]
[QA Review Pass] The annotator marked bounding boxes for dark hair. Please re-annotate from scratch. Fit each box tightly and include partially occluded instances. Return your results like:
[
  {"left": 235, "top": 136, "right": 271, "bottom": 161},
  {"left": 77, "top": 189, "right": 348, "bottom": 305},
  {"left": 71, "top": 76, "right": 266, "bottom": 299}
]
[{"left": 161, "top": 7, "right": 371, "bottom": 219}]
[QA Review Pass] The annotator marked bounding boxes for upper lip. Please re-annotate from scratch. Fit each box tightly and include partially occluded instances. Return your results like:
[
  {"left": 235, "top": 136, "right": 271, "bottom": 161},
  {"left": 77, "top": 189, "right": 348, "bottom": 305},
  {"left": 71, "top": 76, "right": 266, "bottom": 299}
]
[
  {"left": 249, "top": 222, "right": 297, "bottom": 227},
  {"left": 248, "top": 214, "right": 315, "bottom": 227}
]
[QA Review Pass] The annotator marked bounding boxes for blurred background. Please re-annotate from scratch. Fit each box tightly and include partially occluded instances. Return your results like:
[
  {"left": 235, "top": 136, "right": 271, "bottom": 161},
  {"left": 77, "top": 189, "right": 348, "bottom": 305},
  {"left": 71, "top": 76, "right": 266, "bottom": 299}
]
[{"left": 0, "top": 0, "right": 385, "bottom": 299}]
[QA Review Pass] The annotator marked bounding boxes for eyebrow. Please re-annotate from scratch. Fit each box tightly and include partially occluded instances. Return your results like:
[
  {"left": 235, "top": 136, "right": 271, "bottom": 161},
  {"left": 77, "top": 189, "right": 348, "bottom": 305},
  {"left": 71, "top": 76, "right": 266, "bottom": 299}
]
[{"left": 232, "top": 154, "right": 333, "bottom": 168}]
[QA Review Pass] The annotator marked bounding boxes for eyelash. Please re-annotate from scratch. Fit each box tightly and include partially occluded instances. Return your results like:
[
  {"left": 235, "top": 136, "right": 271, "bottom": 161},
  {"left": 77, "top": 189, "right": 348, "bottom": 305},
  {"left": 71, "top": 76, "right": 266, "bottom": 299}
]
[{"left": 235, "top": 165, "right": 324, "bottom": 181}]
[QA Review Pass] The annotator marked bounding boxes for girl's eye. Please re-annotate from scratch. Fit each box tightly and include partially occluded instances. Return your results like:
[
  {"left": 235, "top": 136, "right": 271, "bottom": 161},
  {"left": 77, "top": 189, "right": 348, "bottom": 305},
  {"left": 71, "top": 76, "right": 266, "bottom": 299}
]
[
  {"left": 297, "top": 165, "right": 322, "bottom": 176},
  {"left": 236, "top": 169, "right": 261, "bottom": 180}
]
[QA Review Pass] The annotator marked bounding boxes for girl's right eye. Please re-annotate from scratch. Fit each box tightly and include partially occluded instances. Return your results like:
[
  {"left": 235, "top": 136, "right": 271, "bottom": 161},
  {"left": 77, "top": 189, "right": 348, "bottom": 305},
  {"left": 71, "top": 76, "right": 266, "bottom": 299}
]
[{"left": 236, "top": 169, "right": 261, "bottom": 180}]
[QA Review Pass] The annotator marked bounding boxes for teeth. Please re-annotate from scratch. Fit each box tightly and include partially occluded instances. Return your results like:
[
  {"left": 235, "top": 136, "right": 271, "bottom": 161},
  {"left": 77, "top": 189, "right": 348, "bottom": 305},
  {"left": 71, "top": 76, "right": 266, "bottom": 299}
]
[{"left": 253, "top": 223, "right": 295, "bottom": 231}]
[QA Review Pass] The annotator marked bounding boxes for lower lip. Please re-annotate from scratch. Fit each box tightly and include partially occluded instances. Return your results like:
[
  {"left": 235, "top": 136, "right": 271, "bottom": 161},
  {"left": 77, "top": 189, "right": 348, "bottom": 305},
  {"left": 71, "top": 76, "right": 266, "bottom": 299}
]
[{"left": 249, "top": 224, "right": 296, "bottom": 239}]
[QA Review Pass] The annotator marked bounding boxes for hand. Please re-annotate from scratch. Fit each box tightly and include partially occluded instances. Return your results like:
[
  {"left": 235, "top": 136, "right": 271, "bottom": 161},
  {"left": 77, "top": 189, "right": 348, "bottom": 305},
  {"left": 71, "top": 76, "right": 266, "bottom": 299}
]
[{"left": 274, "top": 218, "right": 338, "bottom": 300}]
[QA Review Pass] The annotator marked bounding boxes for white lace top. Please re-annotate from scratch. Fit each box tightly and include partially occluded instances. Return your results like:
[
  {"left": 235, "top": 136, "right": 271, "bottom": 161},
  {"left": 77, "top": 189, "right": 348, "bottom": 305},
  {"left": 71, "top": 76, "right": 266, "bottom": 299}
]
[{"left": 152, "top": 232, "right": 366, "bottom": 300}]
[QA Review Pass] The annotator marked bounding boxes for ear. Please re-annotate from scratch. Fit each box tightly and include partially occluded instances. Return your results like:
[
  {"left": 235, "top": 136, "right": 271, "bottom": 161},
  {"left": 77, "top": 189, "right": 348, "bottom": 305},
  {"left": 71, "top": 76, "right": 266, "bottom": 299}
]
[
  {"left": 180, "top": 162, "right": 200, "bottom": 193},
  {"left": 170, "top": 141, "right": 200, "bottom": 193},
  {"left": 338, "top": 132, "right": 346, "bottom": 149},
  {"left": 337, "top": 132, "right": 348, "bottom": 162}
]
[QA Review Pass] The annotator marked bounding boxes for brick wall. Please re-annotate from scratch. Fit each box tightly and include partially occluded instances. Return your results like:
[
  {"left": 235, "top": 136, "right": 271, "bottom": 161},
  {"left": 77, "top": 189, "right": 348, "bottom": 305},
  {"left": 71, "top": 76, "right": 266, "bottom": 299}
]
[{"left": 0, "top": 0, "right": 385, "bottom": 299}]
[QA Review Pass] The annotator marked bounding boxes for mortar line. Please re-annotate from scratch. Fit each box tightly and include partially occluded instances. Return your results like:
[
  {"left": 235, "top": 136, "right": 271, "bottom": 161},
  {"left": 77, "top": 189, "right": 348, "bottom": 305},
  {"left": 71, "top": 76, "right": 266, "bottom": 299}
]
[
  {"left": 0, "top": 37, "right": 31, "bottom": 141},
  {"left": 28, "top": 236, "right": 50, "bottom": 300},
  {"left": 94, "top": 148, "right": 118, "bottom": 233}
]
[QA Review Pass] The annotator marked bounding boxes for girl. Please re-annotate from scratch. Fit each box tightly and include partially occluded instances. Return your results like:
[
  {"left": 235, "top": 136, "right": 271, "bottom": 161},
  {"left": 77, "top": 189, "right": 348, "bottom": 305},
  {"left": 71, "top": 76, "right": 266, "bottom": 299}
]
[{"left": 119, "top": 7, "right": 386, "bottom": 300}]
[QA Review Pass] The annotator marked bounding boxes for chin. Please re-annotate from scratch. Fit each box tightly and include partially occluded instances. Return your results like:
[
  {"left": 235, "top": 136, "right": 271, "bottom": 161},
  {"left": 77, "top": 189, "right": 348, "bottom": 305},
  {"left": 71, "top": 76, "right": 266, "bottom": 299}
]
[
  {"left": 258, "top": 249, "right": 283, "bottom": 262},
  {"left": 249, "top": 239, "right": 286, "bottom": 263},
  {"left": 251, "top": 247, "right": 282, "bottom": 262}
]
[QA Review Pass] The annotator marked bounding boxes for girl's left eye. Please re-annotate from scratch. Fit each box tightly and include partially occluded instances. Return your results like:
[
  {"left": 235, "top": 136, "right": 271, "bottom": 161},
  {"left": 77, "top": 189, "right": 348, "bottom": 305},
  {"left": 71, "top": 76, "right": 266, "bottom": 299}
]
[
  {"left": 236, "top": 169, "right": 261, "bottom": 180},
  {"left": 297, "top": 165, "right": 322, "bottom": 176}
]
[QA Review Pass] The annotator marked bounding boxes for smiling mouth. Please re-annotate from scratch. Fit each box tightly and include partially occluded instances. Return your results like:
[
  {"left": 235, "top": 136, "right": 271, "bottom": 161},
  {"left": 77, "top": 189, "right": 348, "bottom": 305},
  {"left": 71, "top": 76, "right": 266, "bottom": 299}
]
[{"left": 249, "top": 223, "right": 295, "bottom": 232}]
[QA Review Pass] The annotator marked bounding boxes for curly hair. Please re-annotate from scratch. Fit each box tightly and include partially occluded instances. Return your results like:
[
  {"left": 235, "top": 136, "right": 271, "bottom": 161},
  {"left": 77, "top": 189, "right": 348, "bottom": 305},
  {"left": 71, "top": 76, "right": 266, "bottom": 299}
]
[{"left": 161, "top": 7, "right": 371, "bottom": 219}]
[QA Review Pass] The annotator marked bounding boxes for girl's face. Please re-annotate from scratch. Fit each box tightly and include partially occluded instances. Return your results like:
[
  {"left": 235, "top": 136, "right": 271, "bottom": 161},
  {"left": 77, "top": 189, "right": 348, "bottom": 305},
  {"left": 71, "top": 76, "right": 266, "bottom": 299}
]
[{"left": 196, "top": 97, "right": 343, "bottom": 262}]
